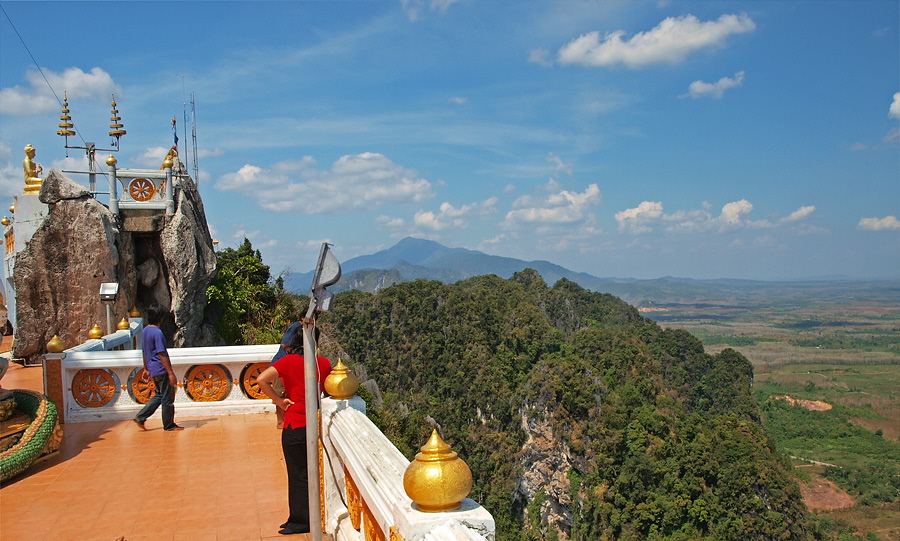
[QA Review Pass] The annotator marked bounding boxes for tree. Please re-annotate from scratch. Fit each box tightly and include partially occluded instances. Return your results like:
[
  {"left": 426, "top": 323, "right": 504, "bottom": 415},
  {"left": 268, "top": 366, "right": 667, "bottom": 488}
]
[{"left": 206, "top": 238, "right": 303, "bottom": 345}]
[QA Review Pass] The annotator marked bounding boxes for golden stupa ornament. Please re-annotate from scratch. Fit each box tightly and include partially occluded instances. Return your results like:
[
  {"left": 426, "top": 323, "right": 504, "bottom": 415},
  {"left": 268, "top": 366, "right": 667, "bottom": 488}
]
[
  {"left": 56, "top": 92, "right": 76, "bottom": 138},
  {"left": 88, "top": 324, "right": 104, "bottom": 339},
  {"left": 117, "top": 318, "right": 130, "bottom": 330},
  {"left": 23, "top": 144, "right": 43, "bottom": 194},
  {"left": 108, "top": 95, "right": 126, "bottom": 145},
  {"left": 403, "top": 429, "right": 473, "bottom": 512},
  {"left": 46, "top": 335, "right": 66, "bottom": 353},
  {"left": 129, "top": 306, "right": 141, "bottom": 318},
  {"left": 324, "top": 359, "right": 359, "bottom": 400}
]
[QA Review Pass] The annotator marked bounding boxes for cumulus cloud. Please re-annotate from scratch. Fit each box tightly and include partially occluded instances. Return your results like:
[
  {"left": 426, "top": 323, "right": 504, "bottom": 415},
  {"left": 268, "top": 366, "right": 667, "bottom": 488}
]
[
  {"left": 0, "top": 67, "right": 120, "bottom": 116},
  {"left": 615, "top": 201, "right": 664, "bottom": 233},
  {"left": 890, "top": 93, "right": 900, "bottom": 119},
  {"left": 503, "top": 183, "right": 601, "bottom": 229},
  {"left": 413, "top": 197, "right": 498, "bottom": 231},
  {"left": 684, "top": 71, "right": 745, "bottom": 99},
  {"left": 616, "top": 199, "right": 817, "bottom": 234},
  {"left": 557, "top": 13, "right": 755, "bottom": 69},
  {"left": 858, "top": 215, "right": 900, "bottom": 231},
  {"left": 215, "top": 152, "right": 434, "bottom": 213}
]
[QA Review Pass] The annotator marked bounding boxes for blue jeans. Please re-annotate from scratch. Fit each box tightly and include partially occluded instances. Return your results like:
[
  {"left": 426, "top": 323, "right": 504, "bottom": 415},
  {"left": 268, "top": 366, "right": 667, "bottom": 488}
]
[{"left": 136, "top": 375, "right": 177, "bottom": 430}]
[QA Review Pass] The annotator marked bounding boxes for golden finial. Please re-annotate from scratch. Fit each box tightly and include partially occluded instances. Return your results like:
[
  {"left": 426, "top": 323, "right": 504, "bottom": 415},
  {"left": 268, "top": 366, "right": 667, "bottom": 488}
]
[
  {"left": 402, "top": 429, "right": 473, "bottom": 512},
  {"left": 108, "top": 95, "right": 126, "bottom": 142},
  {"left": 324, "top": 359, "right": 359, "bottom": 400},
  {"left": 129, "top": 306, "right": 141, "bottom": 318},
  {"left": 8, "top": 204, "right": 14, "bottom": 214},
  {"left": 117, "top": 318, "right": 130, "bottom": 330},
  {"left": 47, "top": 335, "right": 66, "bottom": 353},
  {"left": 106, "top": 155, "right": 117, "bottom": 166},
  {"left": 88, "top": 324, "right": 104, "bottom": 339},
  {"left": 0, "top": 217, "right": 9, "bottom": 226},
  {"left": 56, "top": 91, "right": 76, "bottom": 137}
]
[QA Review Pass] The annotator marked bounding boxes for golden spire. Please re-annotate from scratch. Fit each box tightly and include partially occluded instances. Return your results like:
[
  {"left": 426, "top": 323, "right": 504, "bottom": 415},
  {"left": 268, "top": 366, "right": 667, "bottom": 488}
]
[
  {"left": 108, "top": 95, "right": 126, "bottom": 142},
  {"left": 56, "top": 92, "right": 76, "bottom": 137}
]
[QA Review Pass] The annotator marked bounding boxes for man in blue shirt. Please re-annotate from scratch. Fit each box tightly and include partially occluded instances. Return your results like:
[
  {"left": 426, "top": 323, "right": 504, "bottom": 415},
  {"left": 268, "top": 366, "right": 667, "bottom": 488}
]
[{"left": 133, "top": 303, "right": 184, "bottom": 431}]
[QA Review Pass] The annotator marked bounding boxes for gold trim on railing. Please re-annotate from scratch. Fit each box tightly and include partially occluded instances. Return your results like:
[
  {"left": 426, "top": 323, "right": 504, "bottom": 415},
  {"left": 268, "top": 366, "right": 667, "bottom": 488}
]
[{"left": 345, "top": 466, "right": 362, "bottom": 530}]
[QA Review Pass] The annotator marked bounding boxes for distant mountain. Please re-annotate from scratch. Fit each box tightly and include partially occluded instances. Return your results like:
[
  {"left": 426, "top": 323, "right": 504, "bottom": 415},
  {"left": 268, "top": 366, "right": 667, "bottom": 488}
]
[
  {"left": 283, "top": 237, "right": 624, "bottom": 296},
  {"left": 283, "top": 237, "right": 898, "bottom": 307}
]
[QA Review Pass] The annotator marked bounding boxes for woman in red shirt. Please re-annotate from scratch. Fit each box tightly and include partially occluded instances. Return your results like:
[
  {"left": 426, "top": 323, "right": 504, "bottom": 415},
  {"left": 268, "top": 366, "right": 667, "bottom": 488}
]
[{"left": 257, "top": 326, "right": 331, "bottom": 535}]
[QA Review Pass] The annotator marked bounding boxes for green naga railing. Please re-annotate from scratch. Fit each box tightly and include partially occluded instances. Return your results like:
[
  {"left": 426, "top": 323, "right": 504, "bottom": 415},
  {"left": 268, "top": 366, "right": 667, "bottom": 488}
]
[{"left": 1, "top": 390, "right": 61, "bottom": 483}]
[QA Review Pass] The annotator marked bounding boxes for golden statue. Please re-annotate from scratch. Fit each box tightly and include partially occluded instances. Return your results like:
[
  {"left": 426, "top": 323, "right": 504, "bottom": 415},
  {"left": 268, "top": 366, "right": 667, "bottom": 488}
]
[{"left": 23, "top": 144, "right": 43, "bottom": 194}]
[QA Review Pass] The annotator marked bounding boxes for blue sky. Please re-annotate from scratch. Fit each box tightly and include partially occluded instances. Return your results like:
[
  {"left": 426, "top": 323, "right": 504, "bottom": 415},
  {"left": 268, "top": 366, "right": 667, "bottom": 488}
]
[{"left": 1, "top": 1, "right": 897, "bottom": 281}]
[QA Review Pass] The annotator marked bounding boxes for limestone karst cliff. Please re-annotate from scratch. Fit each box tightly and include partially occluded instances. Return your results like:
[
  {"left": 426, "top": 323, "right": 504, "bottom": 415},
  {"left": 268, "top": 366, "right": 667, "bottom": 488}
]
[{"left": 11, "top": 168, "right": 217, "bottom": 364}]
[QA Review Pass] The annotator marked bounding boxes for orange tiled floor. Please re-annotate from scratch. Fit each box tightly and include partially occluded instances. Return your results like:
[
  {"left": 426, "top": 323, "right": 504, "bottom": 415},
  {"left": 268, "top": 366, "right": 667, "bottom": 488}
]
[{"left": 1, "top": 360, "right": 313, "bottom": 541}]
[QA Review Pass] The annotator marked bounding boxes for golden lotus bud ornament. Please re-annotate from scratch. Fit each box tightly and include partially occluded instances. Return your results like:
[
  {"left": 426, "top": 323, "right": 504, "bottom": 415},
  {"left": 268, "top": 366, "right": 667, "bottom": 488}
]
[
  {"left": 47, "top": 335, "right": 66, "bottom": 353},
  {"left": 323, "top": 359, "right": 359, "bottom": 400},
  {"left": 117, "top": 318, "right": 130, "bottom": 330},
  {"left": 129, "top": 306, "right": 141, "bottom": 318},
  {"left": 403, "top": 429, "right": 472, "bottom": 512},
  {"left": 1, "top": 217, "right": 9, "bottom": 226},
  {"left": 88, "top": 324, "right": 103, "bottom": 339}
]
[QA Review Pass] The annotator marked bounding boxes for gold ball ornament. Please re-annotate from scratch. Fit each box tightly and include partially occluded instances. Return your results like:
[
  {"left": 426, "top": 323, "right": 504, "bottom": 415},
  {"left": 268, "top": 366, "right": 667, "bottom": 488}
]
[
  {"left": 403, "top": 429, "right": 472, "bottom": 512},
  {"left": 0, "top": 217, "right": 9, "bottom": 226},
  {"left": 323, "top": 359, "right": 359, "bottom": 400},
  {"left": 129, "top": 306, "right": 141, "bottom": 318},
  {"left": 8, "top": 204, "right": 14, "bottom": 214},
  {"left": 117, "top": 318, "right": 130, "bottom": 330},
  {"left": 88, "top": 324, "right": 104, "bottom": 339},
  {"left": 105, "top": 155, "right": 117, "bottom": 166},
  {"left": 47, "top": 335, "right": 66, "bottom": 353},
  {"left": 163, "top": 157, "right": 173, "bottom": 168}
]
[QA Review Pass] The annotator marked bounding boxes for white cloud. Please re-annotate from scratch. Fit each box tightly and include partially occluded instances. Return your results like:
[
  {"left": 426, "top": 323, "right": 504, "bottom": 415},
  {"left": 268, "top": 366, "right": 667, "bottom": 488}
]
[
  {"left": 858, "top": 215, "right": 900, "bottom": 231},
  {"left": 503, "top": 183, "right": 601, "bottom": 228},
  {"left": 401, "top": 0, "right": 459, "bottom": 21},
  {"left": 684, "top": 71, "right": 745, "bottom": 99},
  {"left": 557, "top": 13, "right": 755, "bottom": 69},
  {"left": 547, "top": 152, "right": 573, "bottom": 176},
  {"left": 615, "top": 201, "right": 664, "bottom": 233},
  {"left": 414, "top": 197, "right": 498, "bottom": 231},
  {"left": 528, "top": 48, "right": 554, "bottom": 68},
  {"left": 781, "top": 205, "right": 816, "bottom": 223},
  {"left": 0, "top": 67, "right": 120, "bottom": 116},
  {"left": 890, "top": 93, "right": 900, "bottom": 119},
  {"left": 375, "top": 215, "right": 406, "bottom": 229},
  {"left": 449, "top": 96, "right": 468, "bottom": 105},
  {"left": 616, "top": 199, "right": 817, "bottom": 234},
  {"left": 215, "top": 152, "right": 434, "bottom": 213}
]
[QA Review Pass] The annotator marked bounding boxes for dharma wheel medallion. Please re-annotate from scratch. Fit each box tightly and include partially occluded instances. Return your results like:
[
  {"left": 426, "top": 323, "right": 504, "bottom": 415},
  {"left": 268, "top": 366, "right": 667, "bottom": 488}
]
[
  {"left": 71, "top": 369, "right": 119, "bottom": 408},
  {"left": 240, "top": 362, "right": 269, "bottom": 399},
  {"left": 128, "top": 368, "right": 156, "bottom": 404},
  {"left": 129, "top": 178, "right": 156, "bottom": 202},
  {"left": 184, "top": 364, "right": 232, "bottom": 402}
]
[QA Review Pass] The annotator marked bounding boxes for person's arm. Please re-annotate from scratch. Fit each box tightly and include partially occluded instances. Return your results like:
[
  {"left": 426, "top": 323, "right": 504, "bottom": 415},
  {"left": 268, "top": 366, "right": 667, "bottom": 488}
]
[
  {"left": 158, "top": 350, "right": 177, "bottom": 386},
  {"left": 140, "top": 350, "right": 151, "bottom": 382},
  {"left": 257, "top": 366, "right": 294, "bottom": 411}
]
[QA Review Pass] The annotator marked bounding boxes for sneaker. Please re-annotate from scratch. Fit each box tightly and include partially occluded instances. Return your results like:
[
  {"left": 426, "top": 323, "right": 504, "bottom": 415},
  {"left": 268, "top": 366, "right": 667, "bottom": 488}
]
[
  {"left": 132, "top": 418, "right": 146, "bottom": 431},
  {"left": 165, "top": 425, "right": 185, "bottom": 431}
]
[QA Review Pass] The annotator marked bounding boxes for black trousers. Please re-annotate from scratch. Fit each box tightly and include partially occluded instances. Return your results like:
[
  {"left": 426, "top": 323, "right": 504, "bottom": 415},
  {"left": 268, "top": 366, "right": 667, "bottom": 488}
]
[{"left": 282, "top": 426, "right": 310, "bottom": 530}]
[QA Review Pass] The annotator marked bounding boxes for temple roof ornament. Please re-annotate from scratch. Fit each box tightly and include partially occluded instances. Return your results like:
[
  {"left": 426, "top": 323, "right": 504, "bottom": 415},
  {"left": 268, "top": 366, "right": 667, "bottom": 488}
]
[
  {"left": 324, "top": 359, "right": 359, "bottom": 400},
  {"left": 403, "top": 429, "right": 473, "bottom": 512}
]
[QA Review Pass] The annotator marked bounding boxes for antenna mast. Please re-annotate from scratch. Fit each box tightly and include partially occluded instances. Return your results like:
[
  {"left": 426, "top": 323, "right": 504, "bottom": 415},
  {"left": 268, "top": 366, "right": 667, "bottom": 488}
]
[{"left": 191, "top": 93, "right": 199, "bottom": 186}]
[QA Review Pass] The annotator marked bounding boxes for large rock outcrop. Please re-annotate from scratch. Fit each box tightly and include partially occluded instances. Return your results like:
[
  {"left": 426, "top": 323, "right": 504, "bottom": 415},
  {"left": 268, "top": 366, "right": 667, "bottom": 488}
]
[{"left": 11, "top": 169, "right": 217, "bottom": 364}]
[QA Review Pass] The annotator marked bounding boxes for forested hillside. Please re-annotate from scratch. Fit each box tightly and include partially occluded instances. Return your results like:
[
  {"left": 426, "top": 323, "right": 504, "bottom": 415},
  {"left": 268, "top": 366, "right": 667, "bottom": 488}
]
[{"left": 319, "top": 270, "right": 818, "bottom": 540}]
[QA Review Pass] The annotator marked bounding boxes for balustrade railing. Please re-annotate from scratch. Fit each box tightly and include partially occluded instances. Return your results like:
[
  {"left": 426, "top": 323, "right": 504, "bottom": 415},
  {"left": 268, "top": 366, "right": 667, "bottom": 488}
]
[{"left": 42, "top": 321, "right": 496, "bottom": 540}]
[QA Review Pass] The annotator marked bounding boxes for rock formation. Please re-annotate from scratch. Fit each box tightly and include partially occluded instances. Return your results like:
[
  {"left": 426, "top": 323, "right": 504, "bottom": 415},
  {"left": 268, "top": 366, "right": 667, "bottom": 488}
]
[{"left": 11, "top": 168, "right": 217, "bottom": 364}]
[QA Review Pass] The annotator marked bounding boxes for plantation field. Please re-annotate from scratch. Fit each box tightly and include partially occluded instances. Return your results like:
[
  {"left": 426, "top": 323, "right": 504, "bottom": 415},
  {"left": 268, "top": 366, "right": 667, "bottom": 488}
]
[{"left": 640, "top": 280, "right": 899, "bottom": 540}]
